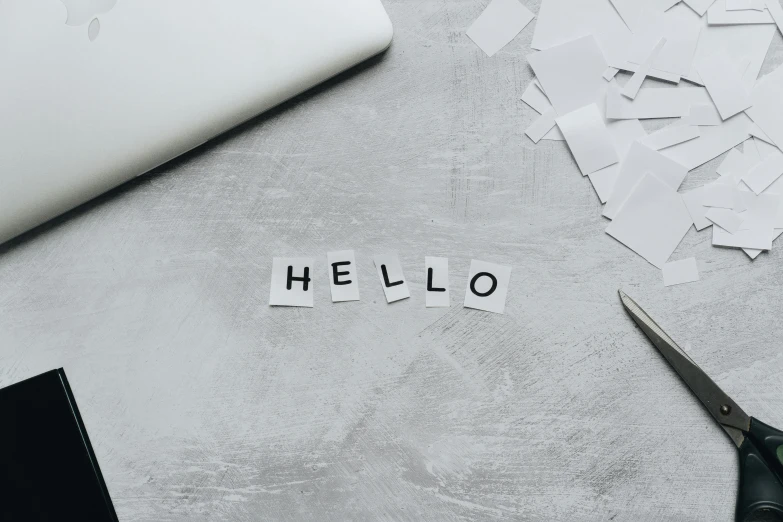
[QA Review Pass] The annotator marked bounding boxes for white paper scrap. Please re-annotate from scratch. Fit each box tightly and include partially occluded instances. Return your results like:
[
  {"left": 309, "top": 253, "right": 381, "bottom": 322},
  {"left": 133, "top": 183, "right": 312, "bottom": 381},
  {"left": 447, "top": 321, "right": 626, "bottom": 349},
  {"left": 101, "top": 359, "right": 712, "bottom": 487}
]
[
  {"left": 639, "top": 124, "right": 700, "bottom": 151},
  {"left": 662, "top": 113, "right": 751, "bottom": 170},
  {"left": 466, "top": 0, "right": 535, "bottom": 57},
  {"left": 697, "top": 55, "right": 752, "bottom": 120},
  {"left": 528, "top": 36, "right": 609, "bottom": 115},
  {"left": 622, "top": 39, "right": 666, "bottom": 100},
  {"left": 663, "top": 258, "right": 700, "bottom": 287},
  {"left": 684, "top": 0, "right": 717, "bottom": 15},
  {"left": 744, "top": 153, "right": 783, "bottom": 194},
  {"left": 425, "top": 256, "right": 450, "bottom": 308},
  {"left": 522, "top": 80, "right": 552, "bottom": 114},
  {"left": 531, "top": 0, "right": 631, "bottom": 67},
  {"left": 373, "top": 253, "right": 410, "bottom": 303},
  {"left": 603, "top": 67, "right": 619, "bottom": 81},
  {"left": 606, "top": 173, "right": 693, "bottom": 269},
  {"left": 702, "top": 182, "right": 737, "bottom": 208},
  {"left": 683, "top": 104, "right": 722, "bottom": 126},
  {"left": 463, "top": 260, "right": 512, "bottom": 314},
  {"left": 603, "top": 142, "right": 688, "bottom": 220},
  {"left": 556, "top": 104, "right": 619, "bottom": 175},
  {"left": 526, "top": 108, "right": 558, "bottom": 144},
  {"left": 606, "top": 84, "right": 712, "bottom": 120},
  {"left": 327, "top": 250, "right": 360, "bottom": 302},
  {"left": 705, "top": 208, "right": 745, "bottom": 233},
  {"left": 269, "top": 257, "right": 315, "bottom": 307}
]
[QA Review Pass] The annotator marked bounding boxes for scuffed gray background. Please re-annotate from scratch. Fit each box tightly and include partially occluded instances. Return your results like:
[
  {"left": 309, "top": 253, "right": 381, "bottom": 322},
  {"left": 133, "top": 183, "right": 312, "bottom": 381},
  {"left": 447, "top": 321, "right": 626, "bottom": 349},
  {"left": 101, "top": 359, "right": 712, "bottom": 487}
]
[{"left": 3, "top": 1, "right": 783, "bottom": 520}]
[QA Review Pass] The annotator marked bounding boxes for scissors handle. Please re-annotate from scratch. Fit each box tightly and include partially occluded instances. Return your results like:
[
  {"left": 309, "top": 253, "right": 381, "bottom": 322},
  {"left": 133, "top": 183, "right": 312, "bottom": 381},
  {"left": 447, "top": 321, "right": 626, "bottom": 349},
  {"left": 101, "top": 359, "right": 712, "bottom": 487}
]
[{"left": 736, "top": 418, "right": 783, "bottom": 522}]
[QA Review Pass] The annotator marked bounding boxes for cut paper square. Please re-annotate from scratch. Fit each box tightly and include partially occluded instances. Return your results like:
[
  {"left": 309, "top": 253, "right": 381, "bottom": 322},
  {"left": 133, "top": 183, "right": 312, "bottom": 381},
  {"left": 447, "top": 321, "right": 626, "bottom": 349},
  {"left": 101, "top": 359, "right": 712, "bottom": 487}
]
[
  {"left": 702, "top": 183, "right": 737, "bottom": 209},
  {"left": 605, "top": 173, "right": 693, "bottom": 269},
  {"left": 373, "top": 254, "right": 410, "bottom": 303},
  {"left": 528, "top": 35, "right": 609, "bottom": 115},
  {"left": 269, "top": 257, "right": 315, "bottom": 307},
  {"left": 603, "top": 142, "right": 687, "bottom": 220},
  {"left": 705, "top": 208, "right": 744, "bottom": 233},
  {"left": 463, "top": 260, "right": 512, "bottom": 314},
  {"left": 556, "top": 104, "right": 618, "bottom": 175},
  {"left": 327, "top": 250, "right": 360, "bottom": 302},
  {"left": 466, "top": 0, "right": 535, "bottom": 57},
  {"left": 531, "top": 0, "right": 631, "bottom": 67},
  {"left": 697, "top": 55, "right": 752, "bottom": 120},
  {"left": 425, "top": 256, "right": 450, "bottom": 308},
  {"left": 663, "top": 258, "right": 700, "bottom": 287},
  {"left": 683, "top": 104, "right": 722, "bottom": 126}
]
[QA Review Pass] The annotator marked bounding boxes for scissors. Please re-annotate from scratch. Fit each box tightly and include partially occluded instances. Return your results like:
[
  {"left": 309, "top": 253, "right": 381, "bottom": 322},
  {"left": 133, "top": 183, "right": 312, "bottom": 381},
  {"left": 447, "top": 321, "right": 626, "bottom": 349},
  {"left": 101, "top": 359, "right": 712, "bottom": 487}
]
[{"left": 619, "top": 290, "right": 783, "bottom": 522}]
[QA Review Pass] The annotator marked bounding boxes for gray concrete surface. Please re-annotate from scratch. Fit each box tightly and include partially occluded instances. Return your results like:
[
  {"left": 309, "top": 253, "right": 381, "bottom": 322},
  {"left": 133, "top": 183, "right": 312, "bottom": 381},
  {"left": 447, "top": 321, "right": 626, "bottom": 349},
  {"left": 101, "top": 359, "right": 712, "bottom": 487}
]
[{"left": 3, "top": 1, "right": 783, "bottom": 520}]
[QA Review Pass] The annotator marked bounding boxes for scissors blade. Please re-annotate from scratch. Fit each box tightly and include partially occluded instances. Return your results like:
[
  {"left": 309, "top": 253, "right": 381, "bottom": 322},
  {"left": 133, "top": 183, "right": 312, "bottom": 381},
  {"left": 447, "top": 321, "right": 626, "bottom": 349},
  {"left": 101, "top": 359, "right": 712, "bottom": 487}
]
[{"left": 619, "top": 290, "right": 750, "bottom": 448}]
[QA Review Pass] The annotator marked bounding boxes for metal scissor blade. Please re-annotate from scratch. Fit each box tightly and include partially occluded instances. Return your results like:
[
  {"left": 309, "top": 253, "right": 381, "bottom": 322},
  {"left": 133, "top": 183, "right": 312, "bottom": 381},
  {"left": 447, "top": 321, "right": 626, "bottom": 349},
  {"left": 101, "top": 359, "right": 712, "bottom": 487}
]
[{"left": 619, "top": 290, "right": 750, "bottom": 448}]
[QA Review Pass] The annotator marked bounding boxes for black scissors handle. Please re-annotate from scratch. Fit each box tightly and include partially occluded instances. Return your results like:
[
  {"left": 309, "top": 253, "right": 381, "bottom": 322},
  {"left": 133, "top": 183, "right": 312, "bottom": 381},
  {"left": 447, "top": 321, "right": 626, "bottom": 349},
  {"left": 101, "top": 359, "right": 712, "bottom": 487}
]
[{"left": 737, "top": 418, "right": 783, "bottom": 522}]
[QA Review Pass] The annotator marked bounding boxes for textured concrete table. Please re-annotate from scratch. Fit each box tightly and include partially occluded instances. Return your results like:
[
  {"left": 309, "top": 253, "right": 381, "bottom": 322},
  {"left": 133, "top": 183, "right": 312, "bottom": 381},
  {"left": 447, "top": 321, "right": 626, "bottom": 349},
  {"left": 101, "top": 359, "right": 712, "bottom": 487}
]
[{"left": 3, "top": 2, "right": 783, "bottom": 521}]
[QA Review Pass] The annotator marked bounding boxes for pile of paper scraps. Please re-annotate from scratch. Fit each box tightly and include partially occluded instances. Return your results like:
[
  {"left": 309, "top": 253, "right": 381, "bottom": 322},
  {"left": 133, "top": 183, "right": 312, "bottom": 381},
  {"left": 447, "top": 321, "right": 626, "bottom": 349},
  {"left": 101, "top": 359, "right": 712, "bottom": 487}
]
[{"left": 466, "top": 0, "right": 783, "bottom": 286}]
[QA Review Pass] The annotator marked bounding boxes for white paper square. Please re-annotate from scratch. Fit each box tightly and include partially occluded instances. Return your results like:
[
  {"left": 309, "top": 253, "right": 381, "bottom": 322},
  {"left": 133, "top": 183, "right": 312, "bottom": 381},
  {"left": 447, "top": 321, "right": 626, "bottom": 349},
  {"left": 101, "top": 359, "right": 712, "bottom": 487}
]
[
  {"left": 327, "top": 250, "right": 360, "bottom": 302},
  {"left": 663, "top": 258, "right": 700, "bottom": 287},
  {"left": 466, "top": 0, "right": 535, "bottom": 57},
  {"left": 605, "top": 173, "right": 693, "bottom": 269},
  {"left": 528, "top": 35, "right": 609, "bottom": 115},
  {"left": 373, "top": 254, "right": 410, "bottom": 303},
  {"left": 556, "top": 104, "right": 618, "bottom": 175},
  {"left": 603, "top": 142, "right": 687, "bottom": 220},
  {"left": 425, "top": 257, "right": 450, "bottom": 308},
  {"left": 463, "top": 260, "right": 512, "bottom": 314},
  {"left": 269, "top": 257, "right": 314, "bottom": 307}
]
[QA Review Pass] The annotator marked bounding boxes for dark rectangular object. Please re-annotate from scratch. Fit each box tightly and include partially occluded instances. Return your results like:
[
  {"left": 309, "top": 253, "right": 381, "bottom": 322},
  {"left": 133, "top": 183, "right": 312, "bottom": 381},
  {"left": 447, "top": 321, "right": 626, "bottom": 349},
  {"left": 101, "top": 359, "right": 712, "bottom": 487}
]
[{"left": 0, "top": 368, "right": 118, "bottom": 522}]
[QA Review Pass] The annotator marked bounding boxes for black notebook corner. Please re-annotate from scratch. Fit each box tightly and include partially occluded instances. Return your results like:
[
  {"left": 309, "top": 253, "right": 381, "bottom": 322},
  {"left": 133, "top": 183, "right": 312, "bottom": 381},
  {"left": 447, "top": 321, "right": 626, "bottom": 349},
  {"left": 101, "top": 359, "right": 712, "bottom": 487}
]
[{"left": 0, "top": 368, "right": 119, "bottom": 522}]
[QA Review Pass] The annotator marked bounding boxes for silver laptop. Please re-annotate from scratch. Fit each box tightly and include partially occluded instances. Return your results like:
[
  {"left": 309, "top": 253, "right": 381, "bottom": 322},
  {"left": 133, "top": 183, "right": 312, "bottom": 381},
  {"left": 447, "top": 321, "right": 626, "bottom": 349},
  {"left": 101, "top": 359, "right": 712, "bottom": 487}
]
[{"left": 0, "top": 0, "right": 393, "bottom": 244}]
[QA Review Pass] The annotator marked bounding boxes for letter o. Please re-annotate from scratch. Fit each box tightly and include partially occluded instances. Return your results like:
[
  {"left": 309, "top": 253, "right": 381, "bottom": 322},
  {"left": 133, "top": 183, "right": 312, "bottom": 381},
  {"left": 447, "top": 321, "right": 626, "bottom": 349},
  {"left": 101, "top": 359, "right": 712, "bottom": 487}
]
[{"left": 470, "top": 272, "right": 497, "bottom": 297}]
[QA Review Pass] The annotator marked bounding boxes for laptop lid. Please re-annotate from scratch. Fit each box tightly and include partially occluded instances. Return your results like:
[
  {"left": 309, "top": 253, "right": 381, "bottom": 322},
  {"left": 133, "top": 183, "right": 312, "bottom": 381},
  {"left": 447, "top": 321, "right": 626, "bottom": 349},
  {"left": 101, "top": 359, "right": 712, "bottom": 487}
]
[{"left": 0, "top": 0, "right": 392, "bottom": 244}]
